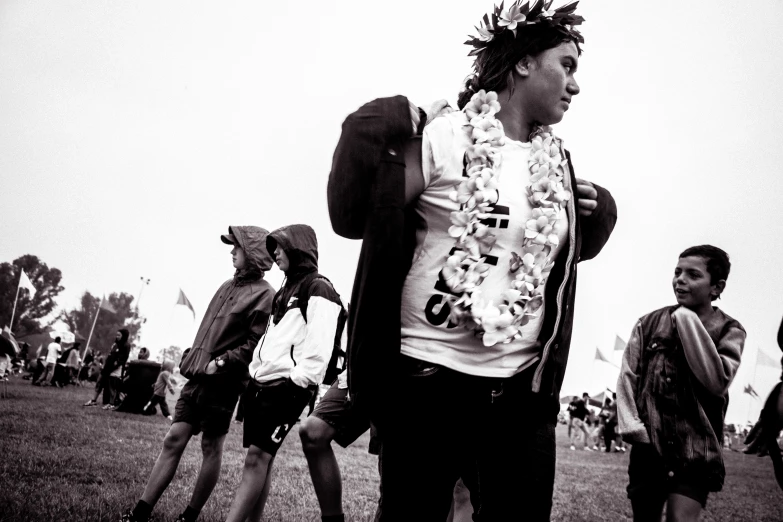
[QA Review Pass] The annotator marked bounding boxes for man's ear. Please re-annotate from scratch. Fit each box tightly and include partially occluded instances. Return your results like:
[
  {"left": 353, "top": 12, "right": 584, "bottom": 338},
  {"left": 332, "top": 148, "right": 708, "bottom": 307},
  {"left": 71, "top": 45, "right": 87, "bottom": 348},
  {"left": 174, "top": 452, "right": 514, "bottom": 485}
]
[
  {"left": 514, "top": 57, "right": 532, "bottom": 78},
  {"left": 712, "top": 279, "right": 726, "bottom": 300}
]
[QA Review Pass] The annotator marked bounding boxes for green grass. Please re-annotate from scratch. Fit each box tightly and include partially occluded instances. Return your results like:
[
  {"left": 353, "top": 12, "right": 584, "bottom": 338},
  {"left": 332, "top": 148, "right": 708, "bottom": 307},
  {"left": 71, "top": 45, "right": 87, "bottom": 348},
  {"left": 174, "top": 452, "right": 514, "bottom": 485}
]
[{"left": 1, "top": 378, "right": 781, "bottom": 521}]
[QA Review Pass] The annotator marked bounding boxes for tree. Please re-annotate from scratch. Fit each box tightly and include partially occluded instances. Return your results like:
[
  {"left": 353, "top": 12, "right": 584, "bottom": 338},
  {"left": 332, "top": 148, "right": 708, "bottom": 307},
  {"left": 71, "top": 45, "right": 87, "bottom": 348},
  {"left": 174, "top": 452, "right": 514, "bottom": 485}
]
[
  {"left": 158, "top": 345, "right": 183, "bottom": 365},
  {"left": 0, "top": 255, "right": 65, "bottom": 337},
  {"left": 61, "top": 291, "right": 143, "bottom": 357}
]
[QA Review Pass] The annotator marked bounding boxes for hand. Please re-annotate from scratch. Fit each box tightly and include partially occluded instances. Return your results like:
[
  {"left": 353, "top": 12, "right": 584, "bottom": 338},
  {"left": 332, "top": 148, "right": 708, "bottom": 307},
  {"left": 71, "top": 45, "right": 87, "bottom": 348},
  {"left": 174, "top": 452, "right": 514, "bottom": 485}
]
[
  {"left": 205, "top": 360, "right": 217, "bottom": 375},
  {"left": 575, "top": 178, "right": 598, "bottom": 217},
  {"left": 424, "top": 99, "right": 454, "bottom": 126}
]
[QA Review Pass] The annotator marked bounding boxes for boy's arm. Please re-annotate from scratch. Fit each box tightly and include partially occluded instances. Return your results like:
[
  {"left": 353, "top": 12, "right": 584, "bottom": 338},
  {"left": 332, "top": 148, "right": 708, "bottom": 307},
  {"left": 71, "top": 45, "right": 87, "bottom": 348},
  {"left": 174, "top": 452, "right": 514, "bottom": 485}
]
[
  {"left": 672, "top": 307, "right": 745, "bottom": 396},
  {"left": 162, "top": 372, "right": 175, "bottom": 393},
  {"left": 289, "top": 284, "right": 343, "bottom": 388},
  {"left": 616, "top": 321, "right": 651, "bottom": 444}
]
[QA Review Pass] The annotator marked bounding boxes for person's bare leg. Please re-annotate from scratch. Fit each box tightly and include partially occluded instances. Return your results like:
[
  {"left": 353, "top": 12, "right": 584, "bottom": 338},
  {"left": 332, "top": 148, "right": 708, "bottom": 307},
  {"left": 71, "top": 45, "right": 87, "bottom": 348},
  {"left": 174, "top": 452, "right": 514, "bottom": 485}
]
[
  {"left": 184, "top": 433, "right": 227, "bottom": 512},
  {"left": 299, "top": 416, "right": 343, "bottom": 516},
  {"left": 244, "top": 462, "right": 274, "bottom": 522},
  {"left": 448, "top": 479, "right": 473, "bottom": 522},
  {"left": 225, "top": 445, "right": 274, "bottom": 522},
  {"left": 140, "top": 422, "right": 194, "bottom": 505},
  {"left": 665, "top": 493, "right": 702, "bottom": 522}
]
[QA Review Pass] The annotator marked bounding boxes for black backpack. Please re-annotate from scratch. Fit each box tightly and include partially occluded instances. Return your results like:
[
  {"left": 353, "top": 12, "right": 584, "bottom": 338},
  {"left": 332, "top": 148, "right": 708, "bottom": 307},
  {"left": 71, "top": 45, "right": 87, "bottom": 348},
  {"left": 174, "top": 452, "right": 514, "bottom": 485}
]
[{"left": 297, "top": 275, "right": 347, "bottom": 385}]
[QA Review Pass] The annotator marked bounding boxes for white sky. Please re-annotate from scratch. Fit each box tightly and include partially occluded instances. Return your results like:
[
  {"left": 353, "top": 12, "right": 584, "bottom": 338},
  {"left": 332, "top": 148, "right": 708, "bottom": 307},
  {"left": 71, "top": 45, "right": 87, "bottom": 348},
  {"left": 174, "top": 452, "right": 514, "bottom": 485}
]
[{"left": 2, "top": 1, "right": 782, "bottom": 424}]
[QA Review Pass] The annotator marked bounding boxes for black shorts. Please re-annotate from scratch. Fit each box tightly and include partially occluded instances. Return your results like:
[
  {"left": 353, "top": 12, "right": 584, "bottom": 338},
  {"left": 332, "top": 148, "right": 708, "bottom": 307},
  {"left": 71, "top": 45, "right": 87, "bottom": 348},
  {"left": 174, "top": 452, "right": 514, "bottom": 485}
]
[
  {"left": 173, "top": 379, "right": 240, "bottom": 437},
  {"left": 627, "top": 443, "right": 709, "bottom": 508},
  {"left": 242, "top": 378, "right": 316, "bottom": 455},
  {"left": 311, "top": 382, "right": 370, "bottom": 448}
]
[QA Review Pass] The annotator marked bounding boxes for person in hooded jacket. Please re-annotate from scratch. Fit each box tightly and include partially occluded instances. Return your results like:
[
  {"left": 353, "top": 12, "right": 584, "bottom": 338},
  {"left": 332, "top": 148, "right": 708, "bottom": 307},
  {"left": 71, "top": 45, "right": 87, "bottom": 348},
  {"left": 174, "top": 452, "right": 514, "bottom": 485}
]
[
  {"left": 122, "top": 226, "right": 275, "bottom": 522},
  {"left": 84, "top": 330, "right": 131, "bottom": 406},
  {"left": 224, "top": 224, "right": 345, "bottom": 522}
]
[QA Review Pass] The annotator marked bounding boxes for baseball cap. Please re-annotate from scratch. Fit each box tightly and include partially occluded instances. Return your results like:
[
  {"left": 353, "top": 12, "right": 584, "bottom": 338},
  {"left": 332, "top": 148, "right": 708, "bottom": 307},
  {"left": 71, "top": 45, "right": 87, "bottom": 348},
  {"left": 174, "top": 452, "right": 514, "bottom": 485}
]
[{"left": 220, "top": 227, "right": 236, "bottom": 245}]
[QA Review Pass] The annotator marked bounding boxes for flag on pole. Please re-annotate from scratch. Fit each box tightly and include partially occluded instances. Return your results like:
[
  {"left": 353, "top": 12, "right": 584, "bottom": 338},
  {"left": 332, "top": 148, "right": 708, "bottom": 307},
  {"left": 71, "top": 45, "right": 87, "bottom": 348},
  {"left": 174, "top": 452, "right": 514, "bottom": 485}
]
[
  {"left": 18, "top": 269, "right": 36, "bottom": 297},
  {"left": 613, "top": 335, "right": 626, "bottom": 352},
  {"left": 595, "top": 347, "right": 620, "bottom": 369},
  {"left": 757, "top": 349, "right": 780, "bottom": 369},
  {"left": 595, "top": 347, "right": 611, "bottom": 363},
  {"left": 100, "top": 295, "right": 117, "bottom": 314},
  {"left": 743, "top": 384, "right": 759, "bottom": 399},
  {"left": 177, "top": 289, "right": 195, "bottom": 318}
]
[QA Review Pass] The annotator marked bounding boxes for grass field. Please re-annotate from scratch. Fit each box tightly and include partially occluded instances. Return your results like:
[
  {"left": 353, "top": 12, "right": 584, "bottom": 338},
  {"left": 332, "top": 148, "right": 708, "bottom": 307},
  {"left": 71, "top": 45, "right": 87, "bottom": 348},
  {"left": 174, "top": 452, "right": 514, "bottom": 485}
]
[{"left": 1, "top": 377, "right": 781, "bottom": 522}]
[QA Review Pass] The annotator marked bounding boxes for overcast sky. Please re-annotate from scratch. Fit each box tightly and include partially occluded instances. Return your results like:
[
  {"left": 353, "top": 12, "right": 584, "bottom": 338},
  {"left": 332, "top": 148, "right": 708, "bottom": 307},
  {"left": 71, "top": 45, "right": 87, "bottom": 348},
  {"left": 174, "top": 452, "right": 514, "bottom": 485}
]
[{"left": 2, "top": 0, "right": 782, "bottom": 424}]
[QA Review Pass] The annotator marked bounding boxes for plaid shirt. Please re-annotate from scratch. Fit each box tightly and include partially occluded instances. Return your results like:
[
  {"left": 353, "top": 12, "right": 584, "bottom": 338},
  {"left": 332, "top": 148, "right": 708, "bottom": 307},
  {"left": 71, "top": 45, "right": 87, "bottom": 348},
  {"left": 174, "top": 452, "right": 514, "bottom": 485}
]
[{"left": 616, "top": 305, "right": 745, "bottom": 491}]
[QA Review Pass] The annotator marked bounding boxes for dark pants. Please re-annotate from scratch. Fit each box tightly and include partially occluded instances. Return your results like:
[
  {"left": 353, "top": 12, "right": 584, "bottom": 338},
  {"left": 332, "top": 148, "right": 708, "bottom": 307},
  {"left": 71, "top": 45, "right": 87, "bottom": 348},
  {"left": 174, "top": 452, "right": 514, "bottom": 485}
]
[
  {"left": 148, "top": 394, "right": 171, "bottom": 417},
  {"left": 31, "top": 360, "right": 46, "bottom": 384},
  {"left": 604, "top": 422, "right": 617, "bottom": 452},
  {"left": 103, "top": 375, "right": 122, "bottom": 405},
  {"left": 375, "top": 361, "right": 558, "bottom": 522}
]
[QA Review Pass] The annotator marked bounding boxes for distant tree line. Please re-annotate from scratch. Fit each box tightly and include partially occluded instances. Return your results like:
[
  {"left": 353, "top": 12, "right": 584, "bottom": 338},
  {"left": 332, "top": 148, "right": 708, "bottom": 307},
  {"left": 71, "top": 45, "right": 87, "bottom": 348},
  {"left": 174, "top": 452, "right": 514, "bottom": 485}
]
[{"left": 1, "top": 254, "right": 144, "bottom": 356}]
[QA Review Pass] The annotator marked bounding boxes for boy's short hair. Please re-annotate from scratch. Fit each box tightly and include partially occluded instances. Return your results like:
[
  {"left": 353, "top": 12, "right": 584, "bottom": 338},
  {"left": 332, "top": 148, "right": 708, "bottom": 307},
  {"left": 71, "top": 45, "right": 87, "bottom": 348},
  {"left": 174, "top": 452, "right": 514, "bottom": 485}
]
[{"left": 679, "top": 245, "right": 731, "bottom": 284}]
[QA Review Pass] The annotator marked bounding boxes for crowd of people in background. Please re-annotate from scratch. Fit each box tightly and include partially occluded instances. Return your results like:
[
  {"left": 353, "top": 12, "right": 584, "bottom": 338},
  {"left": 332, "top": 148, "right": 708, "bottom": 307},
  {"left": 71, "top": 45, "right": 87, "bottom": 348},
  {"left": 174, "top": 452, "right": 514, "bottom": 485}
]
[
  {"left": 5, "top": 326, "right": 182, "bottom": 422},
  {"left": 18, "top": 338, "right": 103, "bottom": 388},
  {"left": 566, "top": 392, "right": 626, "bottom": 453}
]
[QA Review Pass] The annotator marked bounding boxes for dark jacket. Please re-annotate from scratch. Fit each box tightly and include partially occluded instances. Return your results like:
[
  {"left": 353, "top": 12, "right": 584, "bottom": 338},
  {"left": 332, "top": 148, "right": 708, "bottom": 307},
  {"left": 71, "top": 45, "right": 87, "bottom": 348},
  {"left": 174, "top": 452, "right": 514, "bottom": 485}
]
[
  {"left": 328, "top": 95, "right": 617, "bottom": 425},
  {"left": 101, "top": 329, "right": 131, "bottom": 378},
  {"left": 179, "top": 226, "right": 275, "bottom": 387},
  {"left": 617, "top": 305, "right": 745, "bottom": 491}
]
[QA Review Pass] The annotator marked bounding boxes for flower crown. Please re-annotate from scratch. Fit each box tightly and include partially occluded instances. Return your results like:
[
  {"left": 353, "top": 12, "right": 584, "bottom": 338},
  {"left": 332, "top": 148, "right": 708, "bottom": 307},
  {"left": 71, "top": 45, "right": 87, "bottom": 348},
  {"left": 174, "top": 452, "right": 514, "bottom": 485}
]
[{"left": 465, "top": 0, "right": 584, "bottom": 56}]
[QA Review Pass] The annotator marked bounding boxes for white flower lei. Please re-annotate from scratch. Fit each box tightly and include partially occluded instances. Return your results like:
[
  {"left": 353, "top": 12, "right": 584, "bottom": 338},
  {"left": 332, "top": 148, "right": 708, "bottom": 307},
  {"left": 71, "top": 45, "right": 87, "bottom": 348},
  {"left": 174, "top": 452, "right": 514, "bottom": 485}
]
[{"left": 439, "top": 89, "right": 571, "bottom": 347}]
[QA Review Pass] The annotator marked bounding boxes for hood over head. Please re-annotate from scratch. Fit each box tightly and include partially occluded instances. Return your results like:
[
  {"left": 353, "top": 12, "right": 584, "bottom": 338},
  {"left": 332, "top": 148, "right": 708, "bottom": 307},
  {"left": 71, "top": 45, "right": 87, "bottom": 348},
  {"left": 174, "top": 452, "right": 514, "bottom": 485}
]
[
  {"left": 118, "top": 329, "right": 130, "bottom": 346},
  {"left": 266, "top": 224, "right": 318, "bottom": 280},
  {"left": 226, "top": 226, "right": 274, "bottom": 284}
]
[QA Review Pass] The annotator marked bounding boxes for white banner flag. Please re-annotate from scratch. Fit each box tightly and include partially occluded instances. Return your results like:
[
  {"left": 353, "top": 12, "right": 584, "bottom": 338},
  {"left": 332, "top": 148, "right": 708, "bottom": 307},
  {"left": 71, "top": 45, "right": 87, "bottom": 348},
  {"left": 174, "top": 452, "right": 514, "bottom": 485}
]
[{"left": 18, "top": 270, "right": 36, "bottom": 297}]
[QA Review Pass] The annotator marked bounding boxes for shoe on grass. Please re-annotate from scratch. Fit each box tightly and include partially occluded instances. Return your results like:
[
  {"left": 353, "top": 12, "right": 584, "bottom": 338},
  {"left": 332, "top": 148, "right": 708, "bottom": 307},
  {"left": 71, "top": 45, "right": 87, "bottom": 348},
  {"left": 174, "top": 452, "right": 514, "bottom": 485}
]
[
  {"left": 83, "top": 400, "right": 98, "bottom": 407},
  {"left": 584, "top": 446, "right": 593, "bottom": 451},
  {"left": 120, "top": 508, "right": 146, "bottom": 522},
  {"left": 570, "top": 445, "right": 575, "bottom": 450}
]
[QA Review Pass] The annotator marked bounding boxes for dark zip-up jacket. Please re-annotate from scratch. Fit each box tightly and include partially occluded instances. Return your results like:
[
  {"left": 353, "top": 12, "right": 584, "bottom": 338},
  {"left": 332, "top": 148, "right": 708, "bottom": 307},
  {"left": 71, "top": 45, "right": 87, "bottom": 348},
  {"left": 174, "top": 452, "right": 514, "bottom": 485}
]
[
  {"left": 327, "top": 95, "right": 617, "bottom": 426},
  {"left": 179, "top": 226, "right": 275, "bottom": 387}
]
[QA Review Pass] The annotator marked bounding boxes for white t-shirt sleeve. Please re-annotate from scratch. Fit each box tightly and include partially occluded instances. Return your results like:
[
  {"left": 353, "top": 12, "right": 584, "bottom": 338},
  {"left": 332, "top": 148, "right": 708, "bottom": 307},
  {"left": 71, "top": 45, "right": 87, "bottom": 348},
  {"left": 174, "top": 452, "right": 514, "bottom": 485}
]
[{"left": 421, "top": 116, "right": 454, "bottom": 189}]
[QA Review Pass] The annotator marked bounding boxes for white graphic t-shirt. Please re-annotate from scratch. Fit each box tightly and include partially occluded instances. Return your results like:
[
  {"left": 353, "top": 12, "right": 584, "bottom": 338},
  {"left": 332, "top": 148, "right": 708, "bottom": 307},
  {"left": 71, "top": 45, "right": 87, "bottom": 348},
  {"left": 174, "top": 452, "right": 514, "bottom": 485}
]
[{"left": 400, "top": 112, "right": 568, "bottom": 378}]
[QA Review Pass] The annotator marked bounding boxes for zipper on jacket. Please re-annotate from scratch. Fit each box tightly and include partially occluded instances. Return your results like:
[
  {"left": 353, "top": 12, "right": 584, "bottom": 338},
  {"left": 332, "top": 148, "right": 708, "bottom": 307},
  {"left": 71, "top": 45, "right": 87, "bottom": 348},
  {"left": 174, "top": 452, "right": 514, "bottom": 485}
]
[
  {"left": 251, "top": 314, "right": 274, "bottom": 382},
  {"left": 533, "top": 142, "right": 577, "bottom": 394}
]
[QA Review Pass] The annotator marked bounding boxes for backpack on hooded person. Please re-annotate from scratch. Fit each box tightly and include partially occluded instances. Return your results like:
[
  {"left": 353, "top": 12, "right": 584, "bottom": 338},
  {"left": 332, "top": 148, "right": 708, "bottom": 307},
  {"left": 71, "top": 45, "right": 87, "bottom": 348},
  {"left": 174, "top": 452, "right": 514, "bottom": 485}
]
[{"left": 296, "top": 275, "right": 347, "bottom": 386}]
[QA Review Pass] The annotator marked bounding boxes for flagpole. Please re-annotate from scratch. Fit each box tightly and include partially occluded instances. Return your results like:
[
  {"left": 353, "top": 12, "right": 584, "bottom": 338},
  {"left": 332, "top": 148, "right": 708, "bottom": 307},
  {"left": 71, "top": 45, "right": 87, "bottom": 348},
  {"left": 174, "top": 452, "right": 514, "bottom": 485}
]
[
  {"left": 83, "top": 297, "right": 103, "bottom": 360},
  {"left": 9, "top": 281, "right": 21, "bottom": 334},
  {"left": 746, "top": 347, "right": 760, "bottom": 423}
]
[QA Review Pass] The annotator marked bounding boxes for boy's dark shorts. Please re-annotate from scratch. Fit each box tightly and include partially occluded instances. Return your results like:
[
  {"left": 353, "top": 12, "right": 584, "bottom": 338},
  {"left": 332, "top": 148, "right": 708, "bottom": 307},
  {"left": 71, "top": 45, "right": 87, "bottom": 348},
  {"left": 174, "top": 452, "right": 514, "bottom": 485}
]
[
  {"left": 173, "top": 379, "right": 240, "bottom": 437},
  {"left": 627, "top": 443, "right": 709, "bottom": 508},
  {"left": 243, "top": 378, "right": 316, "bottom": 456},
  {"left": 311, "top": 382, "right": 370, "bottom": 448}
]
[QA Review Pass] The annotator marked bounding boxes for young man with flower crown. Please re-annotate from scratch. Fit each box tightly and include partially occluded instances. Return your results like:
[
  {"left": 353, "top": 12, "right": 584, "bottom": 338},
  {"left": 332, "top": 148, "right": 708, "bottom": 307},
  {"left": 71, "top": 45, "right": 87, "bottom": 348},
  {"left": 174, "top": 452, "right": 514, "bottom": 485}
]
[{"left": 327, "top": 1, "right": 617, "bottom": 520}]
